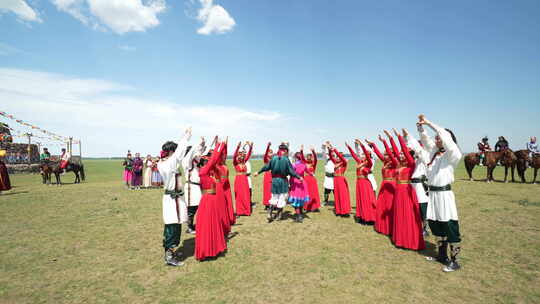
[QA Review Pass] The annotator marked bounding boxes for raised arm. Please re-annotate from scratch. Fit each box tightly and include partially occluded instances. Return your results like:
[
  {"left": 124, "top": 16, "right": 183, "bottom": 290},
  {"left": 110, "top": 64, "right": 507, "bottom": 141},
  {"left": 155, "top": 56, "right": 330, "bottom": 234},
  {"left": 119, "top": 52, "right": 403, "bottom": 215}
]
[
  {"left": 382, "top": 138, "right": 398, "bottom": 167},
  {"left": 398, "top": 134, "right": 415, "bottom": 167},
  {"left": 404, "top": 129, "right": 429, "bottom": 164},
  {"left": 220, "top": 140, "right": 228, "bottom": 164},
  {"left": 359, "top": 142, "right": 373, "bottom": 168},
  {"left": 335, "top": 148, "right": 347, "bottom": 164},
  {"left": 369, "top": 141, "right": 385, "bottom": 162},
  {"left": 328, "top": 147, "right": 337, "bottom": 164},
  {"left": 312, "top": 149, "right": 318, "bottom": 169},
  {"left": 422, "top": 118, "right": 462, "bottom": 166},
  {"left": 233, "top": 142, "right": 241, "bottom": 166},
  {"left": 200, "top": 142, "right": 224, "bottom": 176},
  {"left": 263, "top": 142, "right": 271, "bottom": 163},
  {"left": 346, "top": 144, "right": 361, "bottom": 163},
  {"left": 388, "top": 136, "right": 400, "bottom": 159},
  {"left": 300, "top": 148, "right": 307, "bottom": 163},
  {"left": 245, "top": 142, "right": 253, "bottom": 162},
  {"left": 170, "top": 128, "right": 192, "bottom": 166},
  {"left": 418, "top": 123, "right": 436, "bottom": 154}
]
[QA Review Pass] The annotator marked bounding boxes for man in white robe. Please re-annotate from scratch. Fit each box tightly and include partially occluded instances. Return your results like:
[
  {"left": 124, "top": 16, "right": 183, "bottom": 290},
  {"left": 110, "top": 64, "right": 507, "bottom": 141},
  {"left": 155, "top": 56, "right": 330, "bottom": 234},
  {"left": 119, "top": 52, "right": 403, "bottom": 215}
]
[
  {"left": 322, "top": 142, "right": 335, "bottom": 206},
  {"left": 181, "top": 137, "right": 206, "bottom": 234},
  {"left": 418, "top": 115, "right": 463, "bottom": 272},
  {"left": 157, "top": 128, "right": 191, "bottom": 267}
]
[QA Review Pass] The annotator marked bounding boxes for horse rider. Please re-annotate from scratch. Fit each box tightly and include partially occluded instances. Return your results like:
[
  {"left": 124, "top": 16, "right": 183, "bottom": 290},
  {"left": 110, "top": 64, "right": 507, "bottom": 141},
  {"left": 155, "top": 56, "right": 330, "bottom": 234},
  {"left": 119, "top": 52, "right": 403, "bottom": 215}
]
[
  {"left": 39, "top": 148, "right": 51, "bottom": 176},
  {"left": 527, "top": 136, "right": 539, "bottom": 167},
  {"left": 477, "top": 137, "right": 491, "bottom": 166},
  {"left": 494, "top": 136, "right": 509, "bottom": 152},
  {"left": 60, "top": 148, "right": 71, "bottom": 175}
]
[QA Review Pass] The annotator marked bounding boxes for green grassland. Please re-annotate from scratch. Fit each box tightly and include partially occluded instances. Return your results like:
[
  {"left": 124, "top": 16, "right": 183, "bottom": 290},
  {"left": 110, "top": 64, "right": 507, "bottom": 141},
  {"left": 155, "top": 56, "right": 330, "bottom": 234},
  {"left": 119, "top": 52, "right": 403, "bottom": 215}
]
[{"left": 1, "top": 159, "right": 539, "bottom": 304}]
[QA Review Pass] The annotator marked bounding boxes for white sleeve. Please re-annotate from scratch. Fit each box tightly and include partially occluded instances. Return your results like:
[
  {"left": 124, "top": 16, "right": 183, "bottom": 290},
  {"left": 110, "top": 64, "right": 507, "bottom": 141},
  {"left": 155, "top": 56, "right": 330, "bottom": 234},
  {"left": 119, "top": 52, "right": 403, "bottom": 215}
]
[
  {"left": 406, "top": 134, "right": 430, "bottom": 164},
  {"left": 170, "top": 134, "right": 190, "bottom": 168},
  {"left": 431, "top": 122, "right": 462, "bottom": 166},
  {"left": 420, "top": 129, "right": 436, "bottom": 154}
]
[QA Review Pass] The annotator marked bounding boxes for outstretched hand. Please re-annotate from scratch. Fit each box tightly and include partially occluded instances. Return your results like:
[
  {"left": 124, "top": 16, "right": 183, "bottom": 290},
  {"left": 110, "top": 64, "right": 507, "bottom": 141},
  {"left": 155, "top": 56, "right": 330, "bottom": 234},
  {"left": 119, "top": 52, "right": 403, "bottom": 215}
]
[
  {"left": 383, "top": 130, "right": 391, "bottom": 137},
  {"left": 393, "top": 128, "right": 400, "bottom": 137},
  {"left": 402, "top": 128, "right": 409, "bottom": 137},
  {"left": 378, "top": 134, "right": 384, "bottom": 142}
]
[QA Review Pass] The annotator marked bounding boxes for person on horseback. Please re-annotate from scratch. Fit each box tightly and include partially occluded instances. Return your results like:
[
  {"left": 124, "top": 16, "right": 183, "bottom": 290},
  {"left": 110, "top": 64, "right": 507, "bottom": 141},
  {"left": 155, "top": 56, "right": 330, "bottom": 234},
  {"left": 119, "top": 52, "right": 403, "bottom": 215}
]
[
  {"left": 527, "top": 136, "right": 539, "bottom": 167},
  {"left": 495, "top": 136, "right": 509, "bottom": 152},
  {"left": 60, "top": 148, "right": 71, "bottom": 175},
  {"left": 477, "top": 137, "right": 491, "bottom": 166}
]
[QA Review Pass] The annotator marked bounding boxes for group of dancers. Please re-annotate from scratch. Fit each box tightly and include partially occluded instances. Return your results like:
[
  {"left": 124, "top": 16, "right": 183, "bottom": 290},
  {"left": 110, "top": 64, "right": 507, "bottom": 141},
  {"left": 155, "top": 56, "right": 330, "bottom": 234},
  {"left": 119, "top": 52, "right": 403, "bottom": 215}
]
[{"left": 156, "top": 115, "right": 463, "bottom": 273}]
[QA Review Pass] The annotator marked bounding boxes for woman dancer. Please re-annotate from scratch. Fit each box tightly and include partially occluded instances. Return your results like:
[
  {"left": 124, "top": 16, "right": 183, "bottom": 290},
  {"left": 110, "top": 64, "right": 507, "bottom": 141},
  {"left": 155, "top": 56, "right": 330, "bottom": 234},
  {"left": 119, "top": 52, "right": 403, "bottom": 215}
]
[
  {"left": 346, "top": 141, "right": 376, "bottom": 224},
  {"left": 131, "top": 153, "right": 144, "bottom": 190},
  {"left": 217, "top": 138, "right": 236, "bottom": 227},
  {"left": 122, "top": 152, "right": 133, "bottom": 189},
  {"left": 388, "top": 129, "right": 425, "bottom": 250},
  {"left": 233, "top": 141, "right": 253, "bottom": 216},
  {"left": 301, "top": 146, "right": 321, "bottom": 212},
  {"left": 195, "top": 142, "right": 227, "bottom": 261},
  {"left": 262, "top": 142, "right": 273, "bottom": 210},
  {"left": 151, "top": 157, "right": 163, "bottom": 187},
  {"left": 289, "top": 151, "right": 310, "bottom": 222},
  {"left": 328, "top": 143, "right": 351, "bottom": 217},
  {"left": 367, "top": 136, "right": 397, "bottom": 235},
  {"left": 143, "top": 154, "right": 153, "bottom": 188}
]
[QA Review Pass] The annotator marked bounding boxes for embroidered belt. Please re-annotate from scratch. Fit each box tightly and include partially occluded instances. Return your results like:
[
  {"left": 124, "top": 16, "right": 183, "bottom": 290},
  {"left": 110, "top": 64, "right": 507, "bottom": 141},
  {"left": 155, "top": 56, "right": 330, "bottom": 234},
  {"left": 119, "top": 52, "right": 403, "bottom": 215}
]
[
  {"left": 411, "top": 178, "right": 422, "bottom": 184},
  {"left": 165, "top": 189, "right": 184, "bottom": 199},
  {"left": 356, "top": 175, "right": 368, "bottom": 179},
  {"left": 202, "top": 189, "right": 217, "bottom": 195},
  {"left": 187, "top": 181, "right": 201, "bottom": 186},
  {"left": 397, "top": 180, "right": 411, "bottom": 184},
  {"left": 236, "top": 172, "right": 247, "bottom": 175},
  {"left": 428, "top": 185, "right": 452, "bottom": 192},
  {"left": 272, "top": 174, "right": 286, "bottom": 179},
  {"left": 325, "top": 173, "right": 334, "bottom": 178}
]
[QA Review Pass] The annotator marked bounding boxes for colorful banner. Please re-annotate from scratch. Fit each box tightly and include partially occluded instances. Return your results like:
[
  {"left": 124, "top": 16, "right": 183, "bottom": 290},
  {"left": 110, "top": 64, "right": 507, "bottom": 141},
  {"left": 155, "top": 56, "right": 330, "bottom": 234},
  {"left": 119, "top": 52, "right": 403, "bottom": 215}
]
[{"left": 0, "top": 110, "right": 79, "bottom": 144}]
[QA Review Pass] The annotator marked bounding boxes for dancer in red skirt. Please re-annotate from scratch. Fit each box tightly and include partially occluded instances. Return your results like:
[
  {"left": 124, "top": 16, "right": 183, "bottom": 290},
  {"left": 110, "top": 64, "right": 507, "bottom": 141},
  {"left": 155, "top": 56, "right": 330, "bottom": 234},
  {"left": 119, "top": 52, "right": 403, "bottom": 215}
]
[
  {"left": 300, "top": 146, "right": 321, "bottom": 212},
  {"left": 233, "top": 141, "right": 253, "bottom": 216},
  {"left": 215, "top": 139, "right": 231, "bottom": 236},
  {"left": 262, "top": 142, "right": 273, "bottom": 210},
  {"left": 368, "top": 136, "right": 397, "bottom": 235},
  {"left": 328, "top": 143, "right": 351, "bottom": 217},
  {"left": 195, "top": 142, "right": 227, "bottom": 261},
  {"left": 388, "top": 129, "right": 425, "bottom": 250},
  {"left": 217, "top": 140, "right": 236, "bottom": 226},
  {"left": 347, "top": 141, "right": 376, "bottom": 224}
]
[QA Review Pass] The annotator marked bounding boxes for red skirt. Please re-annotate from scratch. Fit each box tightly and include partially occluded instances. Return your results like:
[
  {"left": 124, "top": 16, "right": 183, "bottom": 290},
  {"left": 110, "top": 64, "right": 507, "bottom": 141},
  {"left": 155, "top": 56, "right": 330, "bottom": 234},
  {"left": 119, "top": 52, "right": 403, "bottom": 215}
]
[
  {"left": 391, "top": 184, "right": 425, "bottom": 250},
  {"left": 0, "top": 161, "right": 11, "bottom": 191},
  {"left": 333, "top": 176, "right": 351, "bottom": 215},
  {"left": 223, "top": 179, "right": 236, "bottom": 225},
  {"left": 234, "top": 175, "right": 251, "bottom": 216},
  {"left": 262, "top": 171, "right": 272, "bottom": 206},
  {"left": 216, "top": 181, "right": 231, "bottom": 236},
  {"left": 374, "top": 180, "right": 395, "bottom": 235},
  {"left": 303, "top": 175, "right": 321, "bottom": 211},
  {"left": 195, "top": 194, "right": 227, "bottom": 261},
  {"left": 355, "top": 178, "right": 376, "bottom": 222}
]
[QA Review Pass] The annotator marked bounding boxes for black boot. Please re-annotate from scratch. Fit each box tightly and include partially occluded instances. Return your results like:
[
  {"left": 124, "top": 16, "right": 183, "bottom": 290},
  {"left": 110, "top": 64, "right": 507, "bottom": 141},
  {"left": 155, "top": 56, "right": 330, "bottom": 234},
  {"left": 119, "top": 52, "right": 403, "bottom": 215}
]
[
  {"left": 164, "top": 249, "right": 184, "bottom": 267},
  {"left": 274, "top": 208, "right": 283, "bottom": 221},
  {"left": 442, "top": 245, "right": 461, "bottom": 272},
  {"left": 426, "top": 240, "right": 449, "bottom": 264},
  {"left": 422, "top": 221, "right": 430, "bottom": 237},
  {"left": 267, "top": 205, "right": 274, "bottom": 223}
]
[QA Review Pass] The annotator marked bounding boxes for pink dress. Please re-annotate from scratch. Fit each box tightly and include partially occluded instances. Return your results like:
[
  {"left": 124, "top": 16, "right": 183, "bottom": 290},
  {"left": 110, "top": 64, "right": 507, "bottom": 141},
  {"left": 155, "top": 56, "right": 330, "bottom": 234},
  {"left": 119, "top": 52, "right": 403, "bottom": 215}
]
[{"left": 288, "top": 161, "right": 310, "bottom": 207}]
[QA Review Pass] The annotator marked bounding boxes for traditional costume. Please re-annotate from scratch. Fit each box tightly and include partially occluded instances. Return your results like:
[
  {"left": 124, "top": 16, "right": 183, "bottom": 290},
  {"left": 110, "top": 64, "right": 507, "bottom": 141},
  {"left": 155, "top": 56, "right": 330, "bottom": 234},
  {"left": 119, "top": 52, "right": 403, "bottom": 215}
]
[
  {"left": 0, "top": 150, "right": 11, "bottom": 193},
  {"left": 355, "top": 142, "right": 378, "bottom": 192},
  {"left": 181, "top": 141, "right": 206, "bottom": 234},
  {"left": 406, "top": 133, "right": 431, "bottom": 236},
  {"left": 157, "top": 133, "right": 191, "bottom": 266},
  {"left": 122, "top": 156, "right": 133, "bottom": 187},
  {"left": 289, "top": 156, "right": 310, "bottom": 222},
  {"left": 420, "top": 119, "right": 462, "bottom": 272},
  {"left": 195, "top": 142, "right": 227, "bottom": 261},
  {"left": 300, "top": 149, "right": 321, "bottom": 212},
  {"left": 143, "top": 157, "right": 153, "bottom": 188},
  {"left": 262, "top": 143, "right": 273, "bottom": 208},
  {"left": 328, "top": 148, "right": 351, "bottom": 216},
  {"left": 322, "top": 147, "right": 335, "bottom": 205},
  {"left": 131, "top": 156, "right": 143, "bottom": 189},
  {"left": 60, "top": 149, "right": 71, "bottom": 170},
  {"left": 346, "top": 143, "right": 376, "bottom": 224},
  {"left": 370, "top": 140, "right": 397, "bottom": 236},
  {"left": 151, "top": 160, "right": 163, "bottom": 187},
  {"left": 257, "top": 145, "right": 301, "bottom": 222},
  {"left": 233, "top": 143, "right": 253, "bottom": 216},
  {"left": 217, "top": 142, "right": 236, "bottom": 226},
  {"left": 390, "top": 134, "right": 425, "bottom": 251}
]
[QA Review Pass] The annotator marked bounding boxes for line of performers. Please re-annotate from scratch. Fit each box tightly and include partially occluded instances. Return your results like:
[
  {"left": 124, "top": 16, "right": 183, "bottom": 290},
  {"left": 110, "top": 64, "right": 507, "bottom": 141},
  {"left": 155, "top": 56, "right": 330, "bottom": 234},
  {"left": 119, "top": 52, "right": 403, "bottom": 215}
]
[{"left": 156, "top": 115, "right": 463, "bottom": 273}]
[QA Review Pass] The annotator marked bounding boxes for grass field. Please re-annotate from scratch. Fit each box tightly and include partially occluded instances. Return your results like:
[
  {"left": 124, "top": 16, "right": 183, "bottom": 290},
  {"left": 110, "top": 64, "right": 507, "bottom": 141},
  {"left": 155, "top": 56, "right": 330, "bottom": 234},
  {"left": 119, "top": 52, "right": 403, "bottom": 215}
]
[{"left": 1, "top": 159, "right": 539, "bottom": 304}]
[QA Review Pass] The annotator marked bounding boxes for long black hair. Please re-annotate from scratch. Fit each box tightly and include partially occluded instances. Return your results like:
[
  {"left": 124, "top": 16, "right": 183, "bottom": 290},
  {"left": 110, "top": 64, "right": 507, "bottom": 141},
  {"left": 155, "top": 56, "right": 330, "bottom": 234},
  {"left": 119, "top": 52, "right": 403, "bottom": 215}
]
[{"left": 162, "top": 141, "right": 178, "bottom": 153}]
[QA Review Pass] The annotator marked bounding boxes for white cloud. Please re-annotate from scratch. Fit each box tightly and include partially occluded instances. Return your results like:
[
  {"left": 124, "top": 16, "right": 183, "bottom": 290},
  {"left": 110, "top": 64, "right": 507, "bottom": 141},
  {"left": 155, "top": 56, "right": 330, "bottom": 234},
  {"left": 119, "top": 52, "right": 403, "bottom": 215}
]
[
  {"left": 196, "top": 0, "right": 235, "bottom": 35},
  {"left": 0, "top": 68, "right": 282, "bottom": 157},
  {"left": 50, "top": 0, "right": 166, "bottom": 34},
  {"left": 118, "top": 45, "right": 136, "bottom": 51},
  {"left": 0, "top": 0, "right": 41, "bottom": 22}
]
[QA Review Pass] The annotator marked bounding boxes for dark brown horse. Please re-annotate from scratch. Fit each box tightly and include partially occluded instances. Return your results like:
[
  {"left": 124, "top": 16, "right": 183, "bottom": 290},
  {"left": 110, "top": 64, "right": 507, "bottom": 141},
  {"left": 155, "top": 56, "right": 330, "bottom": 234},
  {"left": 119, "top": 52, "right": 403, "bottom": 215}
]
[
  {"left": 40, "top": 161, "right": 85, "bottom": 185},
  {"left": 514, "top": 150, "right": 529, "bottom": 183},
  {"left": 532, "top": 154, "right": 540, "bottom": 184},
  {"left": 464, "top": 150, "right": 516, "bottom": 182}
]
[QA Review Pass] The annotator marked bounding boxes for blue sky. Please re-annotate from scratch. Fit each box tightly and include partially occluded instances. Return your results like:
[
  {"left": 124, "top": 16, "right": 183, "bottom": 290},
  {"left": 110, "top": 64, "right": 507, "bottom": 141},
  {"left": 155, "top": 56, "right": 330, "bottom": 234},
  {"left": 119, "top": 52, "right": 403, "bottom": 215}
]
[{"left": 1, "top": 0, "right": 539, "bottom": 157}]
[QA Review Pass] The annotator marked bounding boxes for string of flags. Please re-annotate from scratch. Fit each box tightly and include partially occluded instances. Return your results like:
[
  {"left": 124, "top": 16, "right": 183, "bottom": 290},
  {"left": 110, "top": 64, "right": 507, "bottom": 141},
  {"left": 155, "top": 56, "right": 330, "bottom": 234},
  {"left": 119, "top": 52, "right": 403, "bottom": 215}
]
[{"left": 0, "top": 110, "right": 79, "bottom": 144}]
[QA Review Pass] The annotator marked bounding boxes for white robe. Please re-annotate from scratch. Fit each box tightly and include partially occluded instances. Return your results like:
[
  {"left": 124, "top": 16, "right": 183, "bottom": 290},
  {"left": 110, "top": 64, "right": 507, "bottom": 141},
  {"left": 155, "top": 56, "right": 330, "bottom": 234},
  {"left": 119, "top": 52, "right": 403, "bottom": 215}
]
[
  {"left": 323, "top": 150, "right": 335, "bottom": 190},
  {"left": 181, "top": 143, "right": 205, "bottom": 207},
  {"left": 158, "top": 135, "right": 190, "bottom": 225},
  {"left": 420, "top": 124, "right": 462, "bottom": 222},
  {"left": 405, "top": 136, "right": 430, "bottom": 204}
]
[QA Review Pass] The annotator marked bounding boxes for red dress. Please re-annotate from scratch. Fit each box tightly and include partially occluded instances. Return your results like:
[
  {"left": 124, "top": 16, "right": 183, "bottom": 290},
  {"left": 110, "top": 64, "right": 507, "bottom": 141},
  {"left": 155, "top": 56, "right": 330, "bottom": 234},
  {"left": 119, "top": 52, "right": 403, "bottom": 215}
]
[
  {"left": 391, "top": 135, "right": 425, "bottom": 250},
  {"left": 262, "top": 143, "right": 272, "bottom": 206},
  {"left": 234, "top": 144, "right": 252, "bottom": 216},
  {"left": 217, "top": 143, "right": 236, "bottom": 226},
  {"left": 301, "top": 149, "right": 321, "bottom": 211},
  {"left": 371, "top": 140, "right": 396, "bottom": 236},
  {"left": 329, "top": 148, "right": 351, "bottom": 216},
  {"left": 195, "top": 143, "right": 227, "bottom": 261},
  {"left": 347, "top": 144, "right": 376, "bottom": 222}
]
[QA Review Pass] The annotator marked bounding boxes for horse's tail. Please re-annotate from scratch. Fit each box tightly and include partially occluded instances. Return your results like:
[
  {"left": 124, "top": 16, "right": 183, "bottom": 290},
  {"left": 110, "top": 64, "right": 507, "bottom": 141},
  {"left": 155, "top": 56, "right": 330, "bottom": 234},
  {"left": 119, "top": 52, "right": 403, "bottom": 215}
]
[{"left": 80, "top": 165, "right": 86, "bottom": 181}]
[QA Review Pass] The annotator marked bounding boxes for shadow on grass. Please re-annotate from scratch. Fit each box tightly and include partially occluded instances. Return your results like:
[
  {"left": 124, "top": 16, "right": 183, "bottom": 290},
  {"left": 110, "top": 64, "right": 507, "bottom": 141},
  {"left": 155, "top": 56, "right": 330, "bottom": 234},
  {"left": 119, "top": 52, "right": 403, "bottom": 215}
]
[
  {"left": 1, "top": 191, "right": 29, "bottom": 196},
  {"left": 178, "top": 237, "right": 195, "bottom": 261},
  {"left": 418, "top": 240, "right": 438, "bottom": 259}
]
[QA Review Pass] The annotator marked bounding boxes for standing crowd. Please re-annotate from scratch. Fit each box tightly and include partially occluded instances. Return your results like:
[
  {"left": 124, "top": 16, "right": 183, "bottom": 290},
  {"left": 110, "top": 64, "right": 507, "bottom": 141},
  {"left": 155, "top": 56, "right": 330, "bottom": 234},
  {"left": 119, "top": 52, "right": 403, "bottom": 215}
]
[{"left": 122, "top": 152, "right": 163, "bottom": 189}]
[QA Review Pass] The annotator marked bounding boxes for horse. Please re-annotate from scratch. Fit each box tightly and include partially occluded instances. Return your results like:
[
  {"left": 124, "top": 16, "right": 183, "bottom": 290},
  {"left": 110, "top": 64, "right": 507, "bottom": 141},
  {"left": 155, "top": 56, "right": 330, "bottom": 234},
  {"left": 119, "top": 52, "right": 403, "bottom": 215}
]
[
  {"left": 464, "top": 150, "right": 516, "bottom": 183},
  {"left": 514, "top": 150, "right": 530, "bottom": 183},
  {"left": 532, "top": 154, "right": 540, "bottom": 184},
  {"left": 40, "top": 160, "right": 85, "bottom": 185}
]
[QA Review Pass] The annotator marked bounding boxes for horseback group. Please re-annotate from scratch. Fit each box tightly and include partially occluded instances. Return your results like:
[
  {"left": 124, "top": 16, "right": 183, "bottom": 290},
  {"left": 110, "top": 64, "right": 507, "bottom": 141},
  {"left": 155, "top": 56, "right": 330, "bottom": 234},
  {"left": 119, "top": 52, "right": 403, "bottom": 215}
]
[
  {"left": 465, "top": 136, "right": 539, "bottom": 183},
  {"left": 39, "top": 147, "right": 85, "bottom": 185}
]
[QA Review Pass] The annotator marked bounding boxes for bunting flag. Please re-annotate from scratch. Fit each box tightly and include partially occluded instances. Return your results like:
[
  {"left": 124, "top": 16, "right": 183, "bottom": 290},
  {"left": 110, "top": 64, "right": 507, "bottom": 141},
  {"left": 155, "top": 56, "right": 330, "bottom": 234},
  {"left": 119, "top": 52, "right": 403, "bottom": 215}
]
[{"left": 0, "top": 110, "right": 79, "bottom": 144}]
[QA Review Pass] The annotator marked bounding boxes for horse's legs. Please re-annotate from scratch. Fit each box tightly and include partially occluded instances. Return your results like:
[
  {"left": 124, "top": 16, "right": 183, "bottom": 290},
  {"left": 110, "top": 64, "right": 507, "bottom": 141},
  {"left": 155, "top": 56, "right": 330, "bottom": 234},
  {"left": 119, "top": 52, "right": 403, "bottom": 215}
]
[
  {"left": 74, "top": 171, "right": 80, "bottom": 184},
  {"left": 486, "top": 166, "right": 492, "bottom": 183},
  {"left": 466, "top": 163, "right": 475, "bottom": 181},
  {"left": 511, "top": 164, "right": 515, "bottom": 183},
  {"left": 504, "top": 166, "right": 508, "bottom": 183}
]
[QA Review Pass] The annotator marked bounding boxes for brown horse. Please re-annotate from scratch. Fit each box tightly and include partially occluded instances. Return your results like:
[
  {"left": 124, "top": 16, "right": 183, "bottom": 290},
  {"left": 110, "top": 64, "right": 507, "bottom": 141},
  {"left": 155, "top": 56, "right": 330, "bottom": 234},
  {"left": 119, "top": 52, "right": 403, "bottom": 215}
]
[
  {"left": 532, "top": 154, "right": 540, "bottom": 184},
  {"left": 464, "top": 150, "right": 516, "bottom": 182},
  {"left": 40, "top": 161, "right": 85, "bottom": 185},
  {"left": 514, "top": 150, "right": 529, "bottom": 183}
]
